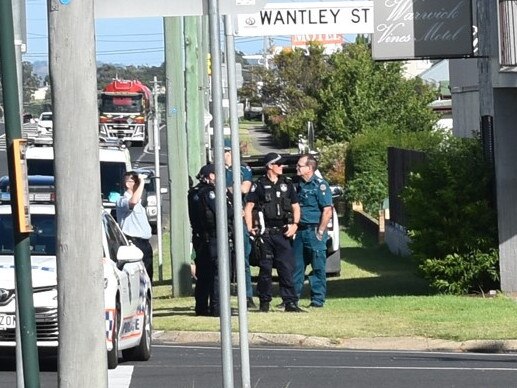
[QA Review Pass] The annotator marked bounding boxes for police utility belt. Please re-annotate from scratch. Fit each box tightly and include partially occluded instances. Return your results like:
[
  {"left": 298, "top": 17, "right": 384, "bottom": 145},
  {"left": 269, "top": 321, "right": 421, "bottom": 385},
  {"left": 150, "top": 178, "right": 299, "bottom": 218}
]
[{"left": 297, "top": 223, "right": 319, "bottom": 231}]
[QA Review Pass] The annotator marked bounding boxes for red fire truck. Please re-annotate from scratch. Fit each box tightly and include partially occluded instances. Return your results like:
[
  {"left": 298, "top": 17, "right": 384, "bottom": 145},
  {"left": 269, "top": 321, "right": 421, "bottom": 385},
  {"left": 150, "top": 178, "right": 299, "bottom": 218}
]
[{"left": 99, "top": 79, "right": 153, "bottom": 146}]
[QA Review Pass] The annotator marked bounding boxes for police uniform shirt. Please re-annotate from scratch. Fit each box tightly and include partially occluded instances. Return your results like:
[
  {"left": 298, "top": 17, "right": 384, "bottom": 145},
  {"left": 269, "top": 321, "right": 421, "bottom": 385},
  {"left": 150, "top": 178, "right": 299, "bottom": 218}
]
[
  {"left": 225, "top": 164, "right": 253, "bottom": 188},
  {"left": 247, "top": 175, "right": 299, "bottom": 227},
  {"left": 297, "top": 175, "right": 333, "bottom": 224}
]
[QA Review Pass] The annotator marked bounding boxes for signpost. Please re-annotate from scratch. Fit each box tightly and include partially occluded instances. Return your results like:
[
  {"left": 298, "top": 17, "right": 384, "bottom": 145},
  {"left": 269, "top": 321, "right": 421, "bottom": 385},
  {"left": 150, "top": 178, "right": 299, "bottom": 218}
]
[{"left": 235, "top": 1, "right": 373, "bottom": 36}]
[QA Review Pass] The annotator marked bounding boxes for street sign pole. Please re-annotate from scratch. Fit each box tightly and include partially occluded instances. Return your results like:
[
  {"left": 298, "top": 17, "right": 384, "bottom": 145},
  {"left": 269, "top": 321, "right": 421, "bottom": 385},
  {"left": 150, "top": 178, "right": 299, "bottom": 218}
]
[
  {"left": 0, "top": 1, "right": 40, "bottom": 387},
  {"left": 208, "top": 0, "right": 234, "bottom": 386},
  {"left": 224, "top": 14, "right": 251, "bottom": 388}
]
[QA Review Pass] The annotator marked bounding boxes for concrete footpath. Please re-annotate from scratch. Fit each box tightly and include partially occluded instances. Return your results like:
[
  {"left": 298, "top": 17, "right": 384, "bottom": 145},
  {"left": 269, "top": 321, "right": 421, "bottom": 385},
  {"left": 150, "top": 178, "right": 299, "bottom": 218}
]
[{"left": 153, "top": 330, "right": 517, "bottom": 354}]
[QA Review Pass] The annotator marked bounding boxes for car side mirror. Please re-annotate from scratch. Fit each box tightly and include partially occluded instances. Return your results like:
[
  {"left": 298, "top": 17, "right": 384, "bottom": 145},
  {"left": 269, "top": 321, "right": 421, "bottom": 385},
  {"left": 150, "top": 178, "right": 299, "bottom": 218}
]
[
  {"left": 116, "top": 244, "right": 143, "bottom": 264},
  {"left": 330, "top": 185, "right": 344, "bottom": 198}
]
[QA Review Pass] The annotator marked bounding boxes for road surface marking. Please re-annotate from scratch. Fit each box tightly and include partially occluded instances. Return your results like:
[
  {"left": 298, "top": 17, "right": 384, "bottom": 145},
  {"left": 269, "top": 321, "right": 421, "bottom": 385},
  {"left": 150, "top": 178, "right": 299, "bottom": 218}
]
[{"left": 108, "top": 365, "right": 133, "bottom": 388}]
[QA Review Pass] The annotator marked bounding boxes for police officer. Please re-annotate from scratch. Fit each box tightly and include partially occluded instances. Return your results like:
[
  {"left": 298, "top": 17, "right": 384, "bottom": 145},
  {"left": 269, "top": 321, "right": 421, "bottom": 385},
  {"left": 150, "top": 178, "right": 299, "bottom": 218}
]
[
  {"left": 293, "top": 154, "right": 333, "bottom": 308},
  {"left": 244, "top": 152, "right": 303, "bottom": 313},
  {"left": 188, "top": 164, "right": 233, "bottom": 317},
  {"left": 224, "top": 143, "right": 256, "bottom": 309}
]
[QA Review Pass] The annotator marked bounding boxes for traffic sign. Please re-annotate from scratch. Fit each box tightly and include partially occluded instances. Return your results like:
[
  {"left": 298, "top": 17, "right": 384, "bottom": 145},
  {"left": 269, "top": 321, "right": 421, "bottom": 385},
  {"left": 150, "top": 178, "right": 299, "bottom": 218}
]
[
  {"left": 234, "top": 1, "right": 373, "bottom": 36},
  {"left": 94, "top": 0, "right": 267, "bottom": 18}
]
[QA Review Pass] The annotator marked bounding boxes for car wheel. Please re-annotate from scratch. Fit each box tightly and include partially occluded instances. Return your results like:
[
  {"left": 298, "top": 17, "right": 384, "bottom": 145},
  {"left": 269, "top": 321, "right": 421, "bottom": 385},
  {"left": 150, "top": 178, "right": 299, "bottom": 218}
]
[
  {"left": 107, "top": 304, "right": 120, "bottom": 369},
  {"left": 122, "top": 296, "right": 152, "bottom": 361}
]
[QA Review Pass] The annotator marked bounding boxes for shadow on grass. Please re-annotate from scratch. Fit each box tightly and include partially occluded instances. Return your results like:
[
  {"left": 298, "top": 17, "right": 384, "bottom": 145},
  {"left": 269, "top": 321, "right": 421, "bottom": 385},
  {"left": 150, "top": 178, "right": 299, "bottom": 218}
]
[
  {"left": 323, "top": 233, "right": 431, "bottom": 298},
  {"left": 153, "top": 306, "right": 197, "bottom": 318}
]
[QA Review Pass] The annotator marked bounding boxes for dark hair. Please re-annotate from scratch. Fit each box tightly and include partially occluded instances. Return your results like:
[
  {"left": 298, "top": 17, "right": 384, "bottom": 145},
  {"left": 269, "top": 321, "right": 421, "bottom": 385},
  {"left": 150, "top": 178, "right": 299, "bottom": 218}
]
[
  {"left": 302, "top": 154, "right": 318, "bottom": 171},
  {"left": 123, "top": 171, "right": 140, "bottom": 185}
]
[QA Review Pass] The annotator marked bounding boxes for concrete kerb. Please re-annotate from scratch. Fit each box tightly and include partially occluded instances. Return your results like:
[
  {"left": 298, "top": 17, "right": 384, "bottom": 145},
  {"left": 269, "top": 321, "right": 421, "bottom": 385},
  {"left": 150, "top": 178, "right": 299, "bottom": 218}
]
[{"left": 152, "top": 331, "right": 517, "bottom": 353}]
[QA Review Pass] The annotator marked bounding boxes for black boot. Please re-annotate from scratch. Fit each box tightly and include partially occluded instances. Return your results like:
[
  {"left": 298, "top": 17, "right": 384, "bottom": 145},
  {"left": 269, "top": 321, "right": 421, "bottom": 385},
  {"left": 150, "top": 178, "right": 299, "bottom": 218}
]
[
  {"left": 259, "top": 301, "right": 270, "bottom": 312},
  {"left": 284, "top": 302, "right": 305, "bottom": 313},
  {"left": 247, "top": 297, "right": 257, "bottom": 309}
]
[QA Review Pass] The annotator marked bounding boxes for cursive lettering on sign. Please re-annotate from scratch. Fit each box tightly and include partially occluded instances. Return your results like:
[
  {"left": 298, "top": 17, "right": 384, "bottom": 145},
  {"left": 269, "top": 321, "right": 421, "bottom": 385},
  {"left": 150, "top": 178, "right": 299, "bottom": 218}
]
[{"left": 376, "top": 0, "right": 468, "bottom": 45}]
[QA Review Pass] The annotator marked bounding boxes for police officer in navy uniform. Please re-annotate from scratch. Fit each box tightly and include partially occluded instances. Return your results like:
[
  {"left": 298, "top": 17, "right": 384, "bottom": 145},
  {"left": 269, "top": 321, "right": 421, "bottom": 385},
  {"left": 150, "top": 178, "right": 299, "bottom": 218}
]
[
  {"left": 244, "top": 153, "right": 304, "bottom": 313},
  {"left": 293, "top": 154, "right": 333, "bottom": 308},
  {"left": 188, "top": 164, "right": 233, "bottom": 316}
]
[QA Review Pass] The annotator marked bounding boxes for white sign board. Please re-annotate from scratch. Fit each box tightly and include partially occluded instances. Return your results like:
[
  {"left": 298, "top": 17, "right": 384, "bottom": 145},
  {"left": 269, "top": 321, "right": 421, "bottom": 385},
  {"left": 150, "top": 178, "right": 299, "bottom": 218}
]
[
  {"left": 235, "top": 1, "right": 373, "bottom": 37},
  {"left": 94, "top": 0, "right": 266, "bottom": 18}
]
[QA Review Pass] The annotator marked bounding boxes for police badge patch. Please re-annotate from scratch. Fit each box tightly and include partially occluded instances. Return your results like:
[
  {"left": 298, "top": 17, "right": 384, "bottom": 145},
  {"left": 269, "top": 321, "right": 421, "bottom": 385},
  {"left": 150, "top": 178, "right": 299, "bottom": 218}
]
[
  {"left": 209, "top": 191, "right": 216, "bottom": 199},
  {"left": 320, "top": 184, "right": 327, "bottom": 191},
  {"left": 280, "top": 183, "right": 288, "bottom": 192}
]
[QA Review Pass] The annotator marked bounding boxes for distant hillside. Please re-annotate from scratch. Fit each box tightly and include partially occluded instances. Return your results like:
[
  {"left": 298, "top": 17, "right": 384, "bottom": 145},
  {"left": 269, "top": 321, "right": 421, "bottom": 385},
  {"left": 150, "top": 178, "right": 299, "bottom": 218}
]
[{"left": 28, "top": 60, "right": 148, "bottom": 81}]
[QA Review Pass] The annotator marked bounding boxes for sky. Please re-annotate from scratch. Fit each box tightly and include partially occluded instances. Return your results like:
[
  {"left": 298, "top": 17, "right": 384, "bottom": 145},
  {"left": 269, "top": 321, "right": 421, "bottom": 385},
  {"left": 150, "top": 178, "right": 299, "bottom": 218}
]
[{"left": 22, "top": 0, "right": 309, "bottom": 66}]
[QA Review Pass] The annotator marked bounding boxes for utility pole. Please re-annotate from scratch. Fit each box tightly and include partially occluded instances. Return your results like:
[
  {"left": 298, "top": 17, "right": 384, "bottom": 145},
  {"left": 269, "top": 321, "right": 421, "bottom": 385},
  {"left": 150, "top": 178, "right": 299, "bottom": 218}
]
[
  {"left": 0, "top": 1, "right": 40, "bottom": 387},
  {"left": 152, "top": 76, "right": 164, "bottom": 282},
  {"left": 208, "top": 1, "right": 234, "bottom": 387},
  {"left": 48, "top": 1, "right": 107, "bottom": 386},
  {"left": 224, "top": 15, "right": 251, "bottom": 388},
  {"left": 164, "top": 17, "right": 192, "bottom": 296},
  {"left": 185, "top": 16, "right": 205, "bottom": 177}
]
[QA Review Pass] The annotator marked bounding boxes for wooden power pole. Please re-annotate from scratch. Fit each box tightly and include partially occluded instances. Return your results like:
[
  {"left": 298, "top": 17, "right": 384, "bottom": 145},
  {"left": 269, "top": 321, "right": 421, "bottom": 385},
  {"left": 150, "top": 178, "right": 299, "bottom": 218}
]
[{"left": 48, "top": 1, "right": 107, "bottom": 386}]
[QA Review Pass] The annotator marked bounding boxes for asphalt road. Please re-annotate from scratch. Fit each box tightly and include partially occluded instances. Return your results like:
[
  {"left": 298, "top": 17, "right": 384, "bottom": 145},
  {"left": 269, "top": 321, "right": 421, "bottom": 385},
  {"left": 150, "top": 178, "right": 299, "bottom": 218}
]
[{"left": 2, "top": 344, "right": 517, "bottom": 388}]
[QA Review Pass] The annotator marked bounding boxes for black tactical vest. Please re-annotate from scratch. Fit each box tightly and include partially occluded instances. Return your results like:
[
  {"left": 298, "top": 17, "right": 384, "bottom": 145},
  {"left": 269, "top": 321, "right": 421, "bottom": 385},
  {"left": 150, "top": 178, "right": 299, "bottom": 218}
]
[{"left": 256, "top": 175, "right": 293, "bottom": 226}]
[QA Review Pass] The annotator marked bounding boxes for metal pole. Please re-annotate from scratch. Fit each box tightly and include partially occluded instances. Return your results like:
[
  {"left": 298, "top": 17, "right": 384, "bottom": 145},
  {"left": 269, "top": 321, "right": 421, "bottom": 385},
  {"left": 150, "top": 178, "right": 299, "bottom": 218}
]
[
  {"left": 13, "top": 0, "right": 26, "bottom": 385},
  {"left": 0, "top": 1, "right": 40, "bottom": 386},
  {"left": 224, "top": 15, "right": 251, "bottom": 388},
  {"left": 208, "top": 1, "right": 234, "bottom": 387},
  {"left": 152, "top": 76, "right": 164, "bottom": 282}
]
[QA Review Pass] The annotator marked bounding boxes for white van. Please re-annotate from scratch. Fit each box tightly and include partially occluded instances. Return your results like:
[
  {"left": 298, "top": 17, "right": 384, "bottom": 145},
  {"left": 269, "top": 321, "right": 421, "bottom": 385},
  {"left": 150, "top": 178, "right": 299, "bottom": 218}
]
[{"left": 25, "top": 142, "right": 132, "bottom": 209}]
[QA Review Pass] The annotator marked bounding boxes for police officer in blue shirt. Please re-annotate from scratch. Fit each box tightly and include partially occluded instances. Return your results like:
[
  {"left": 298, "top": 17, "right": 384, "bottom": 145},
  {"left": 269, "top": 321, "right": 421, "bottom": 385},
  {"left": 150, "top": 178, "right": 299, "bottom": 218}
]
[
  {"left": 224, "top": 144, "right": 256, "bottom": 308},
  {"left": 244, "top": 153, "right": 303, "bottom": 313},
  {"left": 293, "top": 154, "right": 333, "bottom": 308}
]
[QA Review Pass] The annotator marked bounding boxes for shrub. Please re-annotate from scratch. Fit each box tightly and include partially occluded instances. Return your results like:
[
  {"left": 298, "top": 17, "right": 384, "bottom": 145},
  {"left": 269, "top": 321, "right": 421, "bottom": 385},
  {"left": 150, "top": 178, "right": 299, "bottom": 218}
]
[
  {"left": 345, "top": 125, "right": 442, "bottom": 213},
  {"left": 316, "top": 141, "right": 347, "bottom": 187},
  {"left": 401, "top": 136, "right": 499, "bottom": 294}
]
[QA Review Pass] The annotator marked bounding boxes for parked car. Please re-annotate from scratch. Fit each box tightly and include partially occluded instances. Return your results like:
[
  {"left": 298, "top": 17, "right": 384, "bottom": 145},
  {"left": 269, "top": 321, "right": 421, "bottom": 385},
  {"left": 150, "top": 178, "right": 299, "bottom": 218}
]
[
  {"left": 133, "top": 167, "right": 167, "bottom": 234},
  {"left": 0, "top": 192, "right": 152, "bottom": 369},
  {"left": 37, "top": 112, "right": 53, "bottom": 136}
]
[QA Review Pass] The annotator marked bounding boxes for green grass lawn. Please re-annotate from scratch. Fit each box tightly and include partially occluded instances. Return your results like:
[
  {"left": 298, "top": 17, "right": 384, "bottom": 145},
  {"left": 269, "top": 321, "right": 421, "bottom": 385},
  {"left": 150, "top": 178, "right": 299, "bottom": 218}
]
[{"left": 151, "top": 226, "right": 517, "bottom": 342}]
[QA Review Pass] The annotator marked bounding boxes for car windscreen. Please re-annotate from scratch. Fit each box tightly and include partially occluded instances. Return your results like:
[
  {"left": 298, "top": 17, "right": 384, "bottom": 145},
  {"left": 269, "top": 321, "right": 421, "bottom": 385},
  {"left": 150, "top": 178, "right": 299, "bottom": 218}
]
[
  {"left": 0, "top": 214, "right": 56, "bottom": 255},
  {"left": 27, "top": 159, "right": 54, "bottom": 176},
  {"left": 100, "top": 95, "right": 143, "bottom": 114},
  {"left": 26, "top": 159, "right": 126, "bottom": 201},
  {"left": 100, "top": 162, "right": 126, "bottom": 200}
]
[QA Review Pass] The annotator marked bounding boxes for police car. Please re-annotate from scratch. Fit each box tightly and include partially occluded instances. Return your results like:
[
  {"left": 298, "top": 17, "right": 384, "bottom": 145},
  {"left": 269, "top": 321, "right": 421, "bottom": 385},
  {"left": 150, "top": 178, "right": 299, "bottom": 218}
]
[{"left": 0, "top": 182, "right": 152, "bottom": 369}]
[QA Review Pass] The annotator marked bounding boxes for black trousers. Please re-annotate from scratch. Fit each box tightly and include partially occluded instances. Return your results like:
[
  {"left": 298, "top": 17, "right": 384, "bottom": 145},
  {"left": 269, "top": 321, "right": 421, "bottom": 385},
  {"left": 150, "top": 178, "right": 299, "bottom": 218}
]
[
  {"left": 258, "top": 229, "right": 297, "bottom": 304},
  {"left": 127, "top": 236, "right": 153, "bottom": 282},
  {"left": 193, "top": 236, "right": 220, "bottom": 315}
]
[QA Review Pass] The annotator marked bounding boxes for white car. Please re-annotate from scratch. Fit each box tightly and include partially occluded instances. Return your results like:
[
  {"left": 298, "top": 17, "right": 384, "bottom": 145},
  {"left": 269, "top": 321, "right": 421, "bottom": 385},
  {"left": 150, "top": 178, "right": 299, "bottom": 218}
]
[
  {"left": 37, "top": 112, "right": 53, "bottom": 136},
  {"left": 0, "top": 201, "right": 152, "bottom": 369}
]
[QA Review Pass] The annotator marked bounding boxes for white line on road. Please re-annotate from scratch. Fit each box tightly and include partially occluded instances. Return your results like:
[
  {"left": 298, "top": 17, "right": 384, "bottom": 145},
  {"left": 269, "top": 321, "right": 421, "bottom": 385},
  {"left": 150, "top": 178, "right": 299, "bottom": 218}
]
[{"left": 108, "top": 365, "right": 134, "bottom": 388}]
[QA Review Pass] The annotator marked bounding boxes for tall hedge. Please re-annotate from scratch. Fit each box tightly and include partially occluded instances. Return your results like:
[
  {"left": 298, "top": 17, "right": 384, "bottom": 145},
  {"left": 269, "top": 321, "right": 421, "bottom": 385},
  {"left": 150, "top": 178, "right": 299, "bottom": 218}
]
[
  {"left": 401, "top": 136, "right": 499, "bottom": 294},
  {"left": 345, "top": 125, "right": 443, "bottom": 213}
]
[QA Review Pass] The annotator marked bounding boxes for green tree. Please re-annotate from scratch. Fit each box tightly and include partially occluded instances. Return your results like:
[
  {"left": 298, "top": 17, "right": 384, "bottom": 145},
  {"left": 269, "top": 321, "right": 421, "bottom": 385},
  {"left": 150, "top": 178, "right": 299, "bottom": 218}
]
[
  {"left": 22, "top": 61, "right": 42, "bottom": 104},
  {"left": 260, "top": 43, "right": 329, "bottom": 145},
  {"left": 318, "top": 43, "right": 437, "bottom": 142}
]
